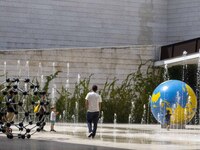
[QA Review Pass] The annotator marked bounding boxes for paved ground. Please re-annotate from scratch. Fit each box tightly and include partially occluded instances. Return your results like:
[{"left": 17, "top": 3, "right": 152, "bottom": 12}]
[
  {"left": 1, "top": 123, "right": 200, "bottom": 150},
  {"left": 0, "top": 136, "right": 126, "bottom": 150}
]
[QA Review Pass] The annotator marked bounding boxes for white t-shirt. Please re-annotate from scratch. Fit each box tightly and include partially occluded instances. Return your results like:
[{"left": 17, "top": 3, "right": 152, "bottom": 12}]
[
  {"left": 50, "top": 111, "right": 56, "bottom": 121},
  {"left": 85, "top": 91, "right": 102, "bottom": 112}
]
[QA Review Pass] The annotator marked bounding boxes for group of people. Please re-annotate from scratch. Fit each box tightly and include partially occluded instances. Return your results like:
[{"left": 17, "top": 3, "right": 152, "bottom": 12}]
[
  {"left": 0, "top": 84, "right": 102, "bottom": 136},
  {"left": 1, "top": 91, "right": 50, "bottom": 133},
  {"left": 2, "top": 84, "right": 172, "bottom": 137},
  {"left": 38, "top": 84, "right": 172, "bottom": 135},
  {"left": 3, "top": 84, "right": 172, "bottom": 138}
]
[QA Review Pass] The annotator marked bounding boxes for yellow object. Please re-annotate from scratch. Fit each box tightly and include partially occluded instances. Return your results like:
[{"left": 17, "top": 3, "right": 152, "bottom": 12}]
[
  {"left": 151, "top": 92, "right": 160, "bottom": 103},
  {"left": 34, "top": 104, "right": 40, "bottom": 113}
]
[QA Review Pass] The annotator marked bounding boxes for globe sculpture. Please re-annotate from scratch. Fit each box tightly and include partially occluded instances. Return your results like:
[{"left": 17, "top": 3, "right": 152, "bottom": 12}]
[{"left": 150, "top": 80, "right": 197, "bottom": 127}]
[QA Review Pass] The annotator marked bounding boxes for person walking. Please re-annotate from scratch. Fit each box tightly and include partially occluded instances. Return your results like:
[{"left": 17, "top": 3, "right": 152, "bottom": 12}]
[{"left": 85, "top": 85, "right": 102, "bottom": 138}]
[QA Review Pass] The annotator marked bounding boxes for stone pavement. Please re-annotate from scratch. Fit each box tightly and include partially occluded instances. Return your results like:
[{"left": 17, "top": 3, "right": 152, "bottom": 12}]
[{"left": 1, "top": 123, "right": 200, "bottom": 150}]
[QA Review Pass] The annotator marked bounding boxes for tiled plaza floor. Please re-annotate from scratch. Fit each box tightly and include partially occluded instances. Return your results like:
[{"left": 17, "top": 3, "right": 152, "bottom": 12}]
[{"left": 1, "top": 123, "right": 200, "bottom": 150}]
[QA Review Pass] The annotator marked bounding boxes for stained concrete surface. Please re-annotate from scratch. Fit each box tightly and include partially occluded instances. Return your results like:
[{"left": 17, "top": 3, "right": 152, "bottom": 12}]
[{"left": 1, "top": 123, "right": 200, "bottom": 150}]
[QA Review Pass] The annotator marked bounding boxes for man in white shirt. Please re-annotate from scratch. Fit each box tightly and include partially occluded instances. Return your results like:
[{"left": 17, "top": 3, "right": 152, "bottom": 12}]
[{"left": 85, "top": 85, "right": 102, "bottom": 138}]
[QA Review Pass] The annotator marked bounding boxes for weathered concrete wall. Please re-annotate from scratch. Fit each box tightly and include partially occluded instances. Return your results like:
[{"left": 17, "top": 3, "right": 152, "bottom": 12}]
[
  {"left": 0, "top": 45, "right": 156, "bottom": 92},
  {"left": 2, "top": 0, "right": 200, "bottom": 51},
  {"left": 0, "top": 0, "right": 167, "bottom": 49},
  {"left": 167, "top": 0, "right": 200, "bottom": 44}
]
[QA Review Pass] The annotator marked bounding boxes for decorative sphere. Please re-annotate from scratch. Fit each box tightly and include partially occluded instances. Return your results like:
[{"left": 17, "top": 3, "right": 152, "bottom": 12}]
[{"left": 150, "top": 80, "right": 197, "bottom": 125}]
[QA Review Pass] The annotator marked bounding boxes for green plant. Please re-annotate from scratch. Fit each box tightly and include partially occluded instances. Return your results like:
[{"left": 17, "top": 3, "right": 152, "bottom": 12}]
[
  {"left": 55, "top": 60, "right": 164, "bottom": 123},
  {"left": 100, "top": 60, "right": 163, "bottom": 123},
  {"left": 56, "top": 86, "right": 71, "bottom": 121},
  {"left": 43, "top": 71, "right": 61, "bottom": 93}
]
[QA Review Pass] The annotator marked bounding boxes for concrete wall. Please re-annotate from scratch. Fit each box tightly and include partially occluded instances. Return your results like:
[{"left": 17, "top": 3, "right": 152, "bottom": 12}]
[
  {"left": 0, "top": 45, "right": 156, "bottom": 93},
  {"left": 0, "top": 0, "right": 167, "bottom": 49},
  {"left": 167, "top": 0, "right": 200, "bottom": 44},
  {"left": 1, "top": 0, "right": 200, "bottom": 51}
]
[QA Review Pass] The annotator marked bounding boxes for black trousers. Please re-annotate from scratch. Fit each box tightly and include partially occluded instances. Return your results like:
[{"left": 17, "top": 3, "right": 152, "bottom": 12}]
[{"left": 86, "top": 111, "right": 99, "bottom": 136}]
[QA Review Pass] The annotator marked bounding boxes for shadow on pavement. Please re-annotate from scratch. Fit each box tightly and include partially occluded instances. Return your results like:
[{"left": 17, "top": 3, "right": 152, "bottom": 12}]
[{"left": 0, "top": 136, "right": 129, "bottom": 150}]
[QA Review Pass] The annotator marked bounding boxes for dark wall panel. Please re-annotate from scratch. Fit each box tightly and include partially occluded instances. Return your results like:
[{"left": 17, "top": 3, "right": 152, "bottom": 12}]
[{"left": 161, "top": 38, "right": 200, "bottom": 60}]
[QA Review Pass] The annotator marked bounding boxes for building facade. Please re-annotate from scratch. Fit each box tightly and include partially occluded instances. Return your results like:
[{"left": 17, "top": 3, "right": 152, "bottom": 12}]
[
  {"left": 0, "top": 0, "right": 168, "bottom": 49},
  {"left": 0, "top": 0, "right": 199, "bottom": 90}
]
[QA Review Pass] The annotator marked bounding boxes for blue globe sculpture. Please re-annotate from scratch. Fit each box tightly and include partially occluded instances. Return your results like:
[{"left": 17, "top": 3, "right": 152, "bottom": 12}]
[{"left": 150, "top": 80, "right": 197, "bottom": 125}]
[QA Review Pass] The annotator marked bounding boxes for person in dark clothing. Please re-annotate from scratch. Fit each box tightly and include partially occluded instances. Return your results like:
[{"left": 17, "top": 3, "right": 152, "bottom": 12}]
[
  {"left": 165, "top": 110, "right": 171, "bottom": 131},
  {"left": 38, "top": 94, "right": 47, "bottom": 131},
  {"left": 5, "top": 90, "right": 16, "bottom": 134},
  {"left": 6, "top": 91, "right": 16, "bottom": 122}
]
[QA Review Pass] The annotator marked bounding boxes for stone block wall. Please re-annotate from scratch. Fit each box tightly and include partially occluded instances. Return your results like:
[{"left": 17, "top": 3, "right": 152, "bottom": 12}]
[{"left": 0, "top": 45, "right": 156, "bottom": 93}]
